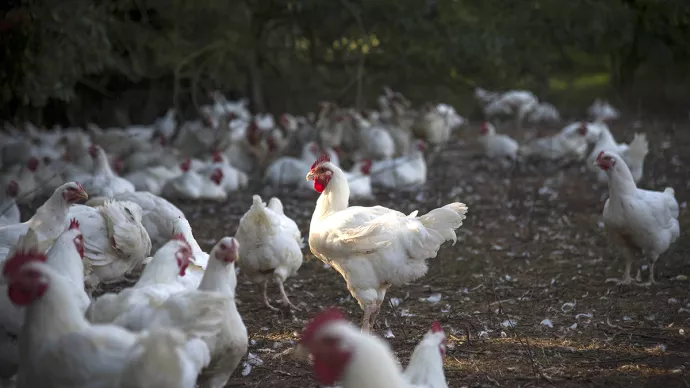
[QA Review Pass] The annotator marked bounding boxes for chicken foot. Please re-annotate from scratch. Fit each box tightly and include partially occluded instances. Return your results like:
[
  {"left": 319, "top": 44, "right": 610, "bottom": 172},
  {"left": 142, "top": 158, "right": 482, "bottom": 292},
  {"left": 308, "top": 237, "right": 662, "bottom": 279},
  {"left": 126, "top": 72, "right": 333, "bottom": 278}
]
[
  {"left": 605, "top": 247, "right": 635, "bottom": 285},
  {"left": 261, "top": 276, "right": 300, "bottom": 311}
]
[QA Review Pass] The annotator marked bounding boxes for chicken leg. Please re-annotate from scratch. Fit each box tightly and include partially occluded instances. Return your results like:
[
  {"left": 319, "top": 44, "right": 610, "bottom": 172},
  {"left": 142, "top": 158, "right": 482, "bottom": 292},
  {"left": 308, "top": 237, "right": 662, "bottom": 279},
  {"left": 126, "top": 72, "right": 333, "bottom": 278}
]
[
  {"left": 368, "top": 285, "right": 390, "bottom": 330},
  {"left": 605, "top": 244, "right": 635, "bottom": 285},
  {"left": 361, "top": 303, "right": 378, "bottom": 333},
  {"left": 636, "top": 255, "right": 660, "bottom": 287},
  {"left": 274, "top": 274, "right": 300, "bottom": 311},
  {"left": 262, "top": 279, "right": 279, "bottom": 311}
]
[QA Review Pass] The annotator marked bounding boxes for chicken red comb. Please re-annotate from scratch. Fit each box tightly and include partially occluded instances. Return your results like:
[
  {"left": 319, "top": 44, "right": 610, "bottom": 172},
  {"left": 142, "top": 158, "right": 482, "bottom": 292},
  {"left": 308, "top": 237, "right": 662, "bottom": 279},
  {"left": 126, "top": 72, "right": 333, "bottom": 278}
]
[
  {"left": 300, "top": 308, "right": 346, "bottom": 345},
  {"left": 212, "top": 150, "right": 223, "bottom": 163},
  {"left": 310, "top": 153, "right": 331, "bottom": 170},
  {"left": 2, "top": 249, "right": 47, "bottom": 279},
  {"left": 596, "top": 150, "right": 605, "bottom": 161},
  {"left": 431, "top": 321, "right": 443, "bottom": 333},
  {"left": 75, "top": 182, "right": 85, "bottom": 191},
  {"left": 68, "top": 218, "right": 80, "bottom": 230}
]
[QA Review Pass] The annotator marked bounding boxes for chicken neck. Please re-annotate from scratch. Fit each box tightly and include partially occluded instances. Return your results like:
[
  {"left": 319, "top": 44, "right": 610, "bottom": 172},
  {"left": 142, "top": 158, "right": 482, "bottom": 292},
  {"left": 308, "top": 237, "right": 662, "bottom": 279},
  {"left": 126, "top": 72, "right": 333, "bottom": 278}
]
[
  {"left": 21, "top": 269, "right": 89, "bottom": 355},
  {"left": 310, "top": 166, "right": 350, "bottom": 226}
]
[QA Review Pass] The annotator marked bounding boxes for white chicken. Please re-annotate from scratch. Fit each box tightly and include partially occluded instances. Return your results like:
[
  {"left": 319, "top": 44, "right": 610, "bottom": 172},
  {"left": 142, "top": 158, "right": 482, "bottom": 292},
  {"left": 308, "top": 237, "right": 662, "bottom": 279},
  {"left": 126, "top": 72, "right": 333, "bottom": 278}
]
[
  {"left": 67, "top": 200, "right": 152, "bottom": 288},
  {"left": 5, "top": 254, "right": 207, "bottom": 388},
  {"left": 343, "top": 160, "right": 374, "bottom": 200},
  {"left": 403, "top": 322, "right": 449, "bottom": 388},
  {"left": 171, "top": 217, "right": 210, "bottom": 290},
  {"left": 126, "top": 238, "right": 248, "bottom": 388},
  {"left": 435, "top": 103, "right": 465, "bottom": 131},
  {"left": 1, "top": 158, "right": 39, "bottom": 205},
  {"left": 88, "top": 192, "right": 210, "bottom": 289},
  {"left": 123, "top": 164, "right": 182, "bottom": 196},
  {"left": 586, "top": 127, "right": 648, "bottom": 184},
  {"left": 588, "top": 98, "right": 619, "bottom": 122},
  {"left": 518, "top": 127, "right": 587, "bottom": 162},
  {"left": 350, "top": 112, "right": 395, "bottom": 161},
  {"left": 0, "top": 181, "right": 20, "bottom": 227},
  {"left": 595, "top": 151, "right": 679, "bottom": 285},
  {"left": 0, "top": 222, "right": 89, "bottom": 382},
  {"left": 474, "top": 87, "right": 501, "bottom": 105},
  {"left": 162, "top": 161, "right": 227, "bottom": 201},
  {"left": 80, "top": 145, "right": 135, "bottom": 197},
  {"left": 0, "top": 182, "right": 88, "bottom": 262},
  {"left": 370, "top": 140, "right": 427, "bottom": 190},
  {"left": 153, "top": 108, "right": 177, "bottom": 141},
  {"left": 197, "top": 152, "right": 249, "bottom": 194},
  {"left": 117, "top": 328, "right": 211, "bottom": 388},
  {"left": 413, "top": 104, "right": 452, "bottom": 149},
  {"left": 264, "top": 156, "right": 312, "bottom": 188},
  {"left": 306, "top": 154, "right": 468, "bottom": 331},
  {"left": 297, "top": 308, "right": 447, "bottom": 388},
  {"left": 86, "top": 235, "right": 192, "bottom": 326},
  {"left": 235, "top": 195, "right": 304, "bottom": 310},
  {"left": 478, "top": 122, "right": 519, "bottom": 161}
]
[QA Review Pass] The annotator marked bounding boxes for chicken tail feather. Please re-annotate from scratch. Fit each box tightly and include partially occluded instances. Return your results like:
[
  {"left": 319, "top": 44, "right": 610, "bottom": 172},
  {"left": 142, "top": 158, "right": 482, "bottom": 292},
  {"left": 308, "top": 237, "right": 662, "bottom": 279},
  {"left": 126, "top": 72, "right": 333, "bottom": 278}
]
[{"left": 418, "top": 202, "right": 468, "bottom": 246}]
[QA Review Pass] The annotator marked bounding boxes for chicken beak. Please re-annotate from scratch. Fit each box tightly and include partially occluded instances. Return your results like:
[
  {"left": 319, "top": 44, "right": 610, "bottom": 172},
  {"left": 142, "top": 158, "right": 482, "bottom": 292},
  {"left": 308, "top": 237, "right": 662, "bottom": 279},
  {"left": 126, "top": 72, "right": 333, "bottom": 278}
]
[
  {"left": 77, "top": 190, "right": 89, "bottom": 200},
  {"left": 306, "top": 171, "right": 315, "bottom": 181},
  {"left": 294, "top": 343, "right": 310, "bottom": 359}
]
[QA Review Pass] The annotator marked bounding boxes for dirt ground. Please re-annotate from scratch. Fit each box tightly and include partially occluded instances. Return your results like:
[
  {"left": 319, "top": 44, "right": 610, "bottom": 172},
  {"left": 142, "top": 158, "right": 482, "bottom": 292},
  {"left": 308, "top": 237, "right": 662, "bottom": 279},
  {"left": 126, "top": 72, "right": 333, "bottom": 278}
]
[{"left": 169, "top": 117, "right": 690, "bottom": 388}]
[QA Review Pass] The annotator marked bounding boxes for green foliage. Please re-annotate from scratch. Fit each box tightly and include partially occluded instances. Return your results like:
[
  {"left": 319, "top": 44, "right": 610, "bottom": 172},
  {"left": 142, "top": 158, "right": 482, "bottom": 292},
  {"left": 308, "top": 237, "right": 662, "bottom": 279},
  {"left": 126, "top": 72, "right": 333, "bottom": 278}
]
[{"left": 1, "top": 0, "right": 688, "bottom": 123}]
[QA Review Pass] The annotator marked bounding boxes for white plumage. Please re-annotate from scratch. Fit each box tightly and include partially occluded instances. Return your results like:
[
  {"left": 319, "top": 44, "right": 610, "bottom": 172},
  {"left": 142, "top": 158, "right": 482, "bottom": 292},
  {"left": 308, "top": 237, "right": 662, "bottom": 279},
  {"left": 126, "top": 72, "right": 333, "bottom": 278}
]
[
  {"left": 596, "top": 151, "right": 680, "bottom": 285},
  {"left": 68, "top": 200, "right": 152, "bottom": 288},
  {"left": 234, "top": 195, "right": 304, "bottom": 310}
]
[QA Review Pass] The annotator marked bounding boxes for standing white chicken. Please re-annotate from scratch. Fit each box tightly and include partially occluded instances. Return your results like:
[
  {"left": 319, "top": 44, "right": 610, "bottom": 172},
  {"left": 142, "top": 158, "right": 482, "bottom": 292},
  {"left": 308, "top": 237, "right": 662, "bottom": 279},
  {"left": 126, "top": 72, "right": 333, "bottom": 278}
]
[
  {"left": 297, "top": 308, "right": 438, "bottom": 388},
  {"left": 478, "top": 122, "right": 519, "bottom": 161},
  {"left": 0, "top": 222, "right": 89, "bottom": 382},
  {"left": 80, "top": 145, "right": 135, "bottom": 197},
  {"left": 595, "top": 151, "right": 680, "bottom": 285},
  {"left": 306, "top": 154, "right": 468, "bottom": 331},
  {"left": 0, "top": 182, "right": 88, "bottom": 262},
  {"left": 4, "top": 253, "right": 207, "bottom": 388},
  {"left": 234, "top": 195, "right": 304, "bottom": 311},
  {"left": 0, "top": 181, "right": 20, "bottom": 227},
  {"left": 132, "top": 238, "right": 248, "bottom": 388},
  {"left": 86, "top": 235, "right": 192, "bottom": 326},
  {"left": 67, "top": 200, "right": 152, "bottom": 288}
]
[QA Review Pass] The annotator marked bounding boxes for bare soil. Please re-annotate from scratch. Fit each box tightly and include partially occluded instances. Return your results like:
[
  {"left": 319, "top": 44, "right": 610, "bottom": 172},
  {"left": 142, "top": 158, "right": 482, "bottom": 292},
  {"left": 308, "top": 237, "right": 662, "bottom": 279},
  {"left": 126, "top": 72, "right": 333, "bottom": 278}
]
[{"left": 170, "top": 118, "right": 689, "bottom": 387}]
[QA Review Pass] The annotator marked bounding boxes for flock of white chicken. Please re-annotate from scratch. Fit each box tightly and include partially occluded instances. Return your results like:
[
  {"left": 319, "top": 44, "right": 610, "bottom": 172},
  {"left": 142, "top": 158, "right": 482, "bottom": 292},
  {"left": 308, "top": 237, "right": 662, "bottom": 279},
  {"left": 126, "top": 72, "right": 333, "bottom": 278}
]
[{"left": 0, "top": 84, "right": 681, "bottom": 388}]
